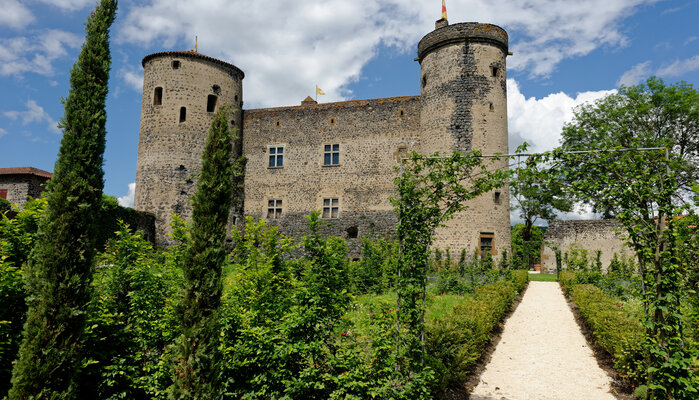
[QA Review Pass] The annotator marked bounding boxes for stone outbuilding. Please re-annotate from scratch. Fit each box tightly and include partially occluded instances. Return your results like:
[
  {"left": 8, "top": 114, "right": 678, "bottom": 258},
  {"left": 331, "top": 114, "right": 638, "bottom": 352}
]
[{"left": 0, "top": 167, "right": 52, "bottom": 207}]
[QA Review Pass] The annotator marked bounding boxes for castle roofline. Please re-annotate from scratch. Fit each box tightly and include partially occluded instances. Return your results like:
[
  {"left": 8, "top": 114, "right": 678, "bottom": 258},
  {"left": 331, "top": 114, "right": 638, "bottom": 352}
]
[
  {"left": 0, "top": 167, "right": 52, "bottom": 179},
  {"left": 244, "top": 95, "right": 420, "bottom": 114},
  {"left": 141, "top": 51, "right": 245, "bottom": 79},
  {"left": 417, "top": 22, "right": 508, "bottom": 61}
]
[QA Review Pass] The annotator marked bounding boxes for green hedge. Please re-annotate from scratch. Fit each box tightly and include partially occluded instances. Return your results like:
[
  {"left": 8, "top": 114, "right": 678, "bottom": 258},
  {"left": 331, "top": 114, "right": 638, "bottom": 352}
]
[
  {"left": 426, "top": 270, "right": 528, "bottom": 398},
  {"left": 570, "top": 284, "right": 647, "bottom": 384},
  {"left": 559, "top": 270, "right": 576, "bottom": 295}
]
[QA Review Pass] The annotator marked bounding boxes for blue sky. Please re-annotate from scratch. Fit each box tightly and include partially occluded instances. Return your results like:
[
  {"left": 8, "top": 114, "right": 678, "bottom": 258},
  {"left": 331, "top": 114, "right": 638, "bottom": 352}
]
[{"left": 0, "top": 0, "right": 697, "bottom": 212}]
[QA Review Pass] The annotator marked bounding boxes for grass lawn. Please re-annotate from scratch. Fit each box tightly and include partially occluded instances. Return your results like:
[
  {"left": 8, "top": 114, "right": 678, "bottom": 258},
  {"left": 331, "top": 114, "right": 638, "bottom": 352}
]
[{"left": 528, "top": 273, "right": 558, "bottom": 282}]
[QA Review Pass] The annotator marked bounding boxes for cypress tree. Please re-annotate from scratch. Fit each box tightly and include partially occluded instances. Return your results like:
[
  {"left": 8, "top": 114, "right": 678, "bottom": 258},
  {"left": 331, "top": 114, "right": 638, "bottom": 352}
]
[
  {"left": 172, "top": 106, "right": 239, "bottom": 398},
  {"left": 8, "top": 1, "right": 117, "bottom": 398}
]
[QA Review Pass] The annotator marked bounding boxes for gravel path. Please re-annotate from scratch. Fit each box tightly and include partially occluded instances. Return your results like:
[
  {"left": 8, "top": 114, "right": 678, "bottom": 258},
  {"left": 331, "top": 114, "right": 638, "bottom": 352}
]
[{"left": 470, "top": 281, "right": 615, "bottom": 400}]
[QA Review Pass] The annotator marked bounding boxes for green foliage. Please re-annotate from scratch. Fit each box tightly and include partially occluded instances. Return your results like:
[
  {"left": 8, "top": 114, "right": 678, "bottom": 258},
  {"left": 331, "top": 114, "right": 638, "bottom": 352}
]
[
  {"left": 9, "top": 2, "right": 118, "bottom": 398},
  {"left": 0, "top": 198, "right": 46, "bottom": 397},
  {"left": 96, "top": 194, "right": 154, "bottom": 250},
  {"left": 172, "top": 106, "right": 239, "bottom": 398},
  {"left": 571, "top": 284, "right": 649, "bottom": 385},
  {"left": 510, "top": 223, "right": 544, "bottom": 269},
  {"left": 392, "top": 151, "right": 508, "bottom": 373},
  {"left": 349, "top": 237, "right": 397, "bottom": 294},
  {"left": 80, "top": 221, "right": 182, "bottom": 399},
  {"left": 0, "top": 198, "right": 10, "bottom": 215},
  {"left": 563, "top": 245, "right": 591, "bottom": 271},
  {"left": 560, "top": 77, "right": 698, "bottom": 398},
  {"left": 426, "top": 271, "right": 527, "bottom": 398}
]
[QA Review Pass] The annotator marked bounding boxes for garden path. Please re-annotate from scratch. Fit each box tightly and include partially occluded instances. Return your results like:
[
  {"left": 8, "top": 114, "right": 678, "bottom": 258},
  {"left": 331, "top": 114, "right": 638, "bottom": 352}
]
[{"left": 470, "top": 280, "right": 616, "bottom": 400}]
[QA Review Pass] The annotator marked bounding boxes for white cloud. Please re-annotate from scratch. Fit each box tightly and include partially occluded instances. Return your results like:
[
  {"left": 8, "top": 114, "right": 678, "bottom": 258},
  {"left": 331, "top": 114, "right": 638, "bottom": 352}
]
[
  {"left": 119, "top": 67, "right": 144, "bottom": 91},
  {"left": 0, "top": 30, "right": 82, "bottom": 76},
  {"left": 0, "top": 0, "right": 35, "bottom": 29},
  {"left": 507, "top": 78, "right": 616, "bottom": 154},
  {"left": 36, "top": 0, "right": 94, "bottom": 11},
  {"left": 3, "top": 100, "right": 61, "bottom": 135},
  {"left": 118, "top": 0, "right": 657, "bottom": 107},
  {"left": 118, "top": 182, "right": 136, "bottom": 208},
  {"left": 657, "top": 55, "right": 699, "bottom": 77},
  {"left": 0, "top": 127, "right": 7, "bottom": 138},
  {"left": 617, "top": 61, "right": 652, "bottom": 87}
]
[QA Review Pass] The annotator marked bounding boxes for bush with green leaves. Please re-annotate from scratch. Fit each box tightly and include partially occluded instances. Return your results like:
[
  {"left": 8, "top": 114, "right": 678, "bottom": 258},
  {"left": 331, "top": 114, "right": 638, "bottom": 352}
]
[
  {"left": 426, "top": 270, "right": 528, "bottom": 398},
  {"left": 571, "top": 284, "right": 648, "bottom": 384},
  {"left": 80, "top": 221, "right": 182, "bottom": 399},
  {"left": 349, "top": 237, "right": 397, "bottom": 295}
]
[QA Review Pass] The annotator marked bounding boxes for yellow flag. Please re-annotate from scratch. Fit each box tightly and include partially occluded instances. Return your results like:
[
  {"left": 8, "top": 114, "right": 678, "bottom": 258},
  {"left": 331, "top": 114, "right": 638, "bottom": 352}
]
[
  {"left": 442, "top": 0, "right": 447, "bottom": 20},
  {"left": 316, "top": 86, "right": 326, "bottom": 95}
]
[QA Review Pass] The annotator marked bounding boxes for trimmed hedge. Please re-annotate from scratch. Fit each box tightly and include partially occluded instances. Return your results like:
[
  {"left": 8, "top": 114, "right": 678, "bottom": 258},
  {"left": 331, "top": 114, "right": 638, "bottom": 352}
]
[
  {"left": 569, "top": 284, "right": 647, "bottom": 384},
  {"left": 426, "top": 270, "right": 528, "bottom": 398}
]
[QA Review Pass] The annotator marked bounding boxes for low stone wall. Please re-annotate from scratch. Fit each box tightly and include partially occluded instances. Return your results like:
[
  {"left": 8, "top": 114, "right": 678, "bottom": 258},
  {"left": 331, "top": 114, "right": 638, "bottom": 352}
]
[{"left": 540, "top": 219, "right": 632, "bottom": 273}]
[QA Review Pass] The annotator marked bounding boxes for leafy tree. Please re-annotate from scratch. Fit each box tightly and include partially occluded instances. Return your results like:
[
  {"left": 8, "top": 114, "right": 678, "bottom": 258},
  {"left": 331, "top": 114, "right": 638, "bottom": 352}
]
[
  {"left": 172, "top": 106, "right": 242, "bottom": 398},
  {"left": 511, "top": 144, "right": 571, "bottom": 268},
  {"left": 561, "top": 77, "right": 698, "bottom": 215},
  {"left": 510, "top": 223, "right": 544, "bottom": 269},
  {"left": 559, "top": 77, "right": 698, "bottom": 398},
  {"left": 391, "top": 151, "right": 507, "bottom": 377},
  {"left": 8, "top": 2, "right": 117, "bottom": 398}
]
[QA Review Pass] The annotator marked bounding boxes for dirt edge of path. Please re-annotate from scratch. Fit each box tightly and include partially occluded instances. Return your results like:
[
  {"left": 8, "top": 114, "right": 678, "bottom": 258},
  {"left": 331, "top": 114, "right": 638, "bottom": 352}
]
[
  {"left": 443, "top": 280, "right": 530, "bottom": 400},
  {"left": 561, "top": 285, "right": 637, "bottom": 400}
]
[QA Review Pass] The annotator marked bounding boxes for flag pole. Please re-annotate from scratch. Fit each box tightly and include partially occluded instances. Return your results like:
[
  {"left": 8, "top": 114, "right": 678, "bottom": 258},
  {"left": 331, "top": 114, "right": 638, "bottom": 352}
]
[{"left": 315, "top": 85, "right": 318, "bottom": 102}]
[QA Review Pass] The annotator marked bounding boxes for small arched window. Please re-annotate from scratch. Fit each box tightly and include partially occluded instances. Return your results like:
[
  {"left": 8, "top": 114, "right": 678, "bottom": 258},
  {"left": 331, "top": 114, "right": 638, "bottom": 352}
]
[
  {"left": 207, "top": 95, "right": 217, "bottom": 113},
  {"left": 179, "top": 107, "right": 186, "bottom": 123},
  {"left": 153, "top": 87, "right": 163, "bottom": 105}
]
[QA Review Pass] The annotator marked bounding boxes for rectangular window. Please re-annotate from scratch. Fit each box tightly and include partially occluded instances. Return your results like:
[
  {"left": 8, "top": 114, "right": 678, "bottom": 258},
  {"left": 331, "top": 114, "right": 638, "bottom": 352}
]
[
  {"left": 0, "top": 189, "right": 7, "bottom": 200},
  {"left": 480, "top": 232, "right": 494, "bottom": 255},
  {"left": 322, "top": 198, "right": 339, "bottom": 218},
  {"left": 267, "top": 199, "right": 282, "bottom": 219},
  {"left": 268, "top": 146, "right": 284, "bottom": 168},
  {"left": 323, "top": 144, "right": 340, "bottom": 166}
]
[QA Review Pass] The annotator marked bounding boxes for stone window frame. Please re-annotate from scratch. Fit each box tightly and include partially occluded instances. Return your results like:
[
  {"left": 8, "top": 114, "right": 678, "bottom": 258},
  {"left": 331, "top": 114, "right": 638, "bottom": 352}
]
[
  {"left": 268, "top": 145, "right": 284, "bottom": 168},
  {"left": 267, "top": 199, "right": 283, "bottom": 219},
  {"left": 323, "top": 144, "right": 340, "bottom": 166},
  {"left": 479, "top": 232, "right": 495, "bottom": 256},
  {"left": 322, "top": 198, "right": 339, "bottom": 219}
]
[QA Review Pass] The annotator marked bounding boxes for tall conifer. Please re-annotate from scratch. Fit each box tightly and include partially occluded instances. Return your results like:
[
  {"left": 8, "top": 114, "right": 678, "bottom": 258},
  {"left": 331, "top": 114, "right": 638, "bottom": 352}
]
[
  {"left": 172, "top": 106, "right": 239, "bottom": 398},
  {"left": 9, "top": 1, "right": 117, "bottom": 398}
]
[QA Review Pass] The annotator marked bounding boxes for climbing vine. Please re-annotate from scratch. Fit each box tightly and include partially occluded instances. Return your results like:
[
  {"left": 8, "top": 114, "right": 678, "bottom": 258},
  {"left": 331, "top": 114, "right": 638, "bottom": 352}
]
[{"left": 390, "top": 151, "right": 508, "bottom": 377}]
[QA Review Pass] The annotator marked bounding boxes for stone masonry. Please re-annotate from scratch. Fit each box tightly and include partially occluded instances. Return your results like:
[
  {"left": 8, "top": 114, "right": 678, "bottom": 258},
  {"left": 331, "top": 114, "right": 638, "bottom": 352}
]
[
  {"left": 541, "top": 219, "right": 632, "bottom": 273},
  {"left": 134, "top": 19, "right": 511, "bottom": 257},
  {"left": 0, "top": 167, "right": 52, "bottom": 207}
]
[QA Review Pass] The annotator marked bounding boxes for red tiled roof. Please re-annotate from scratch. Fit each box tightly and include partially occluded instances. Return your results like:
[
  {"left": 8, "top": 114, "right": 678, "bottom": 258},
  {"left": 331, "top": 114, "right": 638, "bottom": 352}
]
[{"left": 0, "top": 167, "right": 53, "bottom": 179}]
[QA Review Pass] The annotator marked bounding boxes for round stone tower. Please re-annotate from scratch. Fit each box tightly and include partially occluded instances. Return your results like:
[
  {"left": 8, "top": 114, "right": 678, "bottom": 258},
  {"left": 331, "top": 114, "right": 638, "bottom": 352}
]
[
  {"left": 134, "top": 51, "right": 244, "bottom": 246},
  {"left": 417, "top": 20, "right": 511, "bottom": 258}
]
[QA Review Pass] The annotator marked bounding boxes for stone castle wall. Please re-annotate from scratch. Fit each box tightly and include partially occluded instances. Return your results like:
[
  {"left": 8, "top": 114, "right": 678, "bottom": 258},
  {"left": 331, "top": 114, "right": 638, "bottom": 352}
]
[
  {"left": 417, "top": 23, "right": 511, "bottom": 256},
  {"left": 242, "top": 96, "right": 420, "bottom": 255},
  {"left": 134, "top": 21, "right": 513, "bottom": 258},
  {"left": 134, "top": 52, "right": 244, "bottom": 245},
  {"left": 541, "top": 219, "right": 632, "bottom": 273}
]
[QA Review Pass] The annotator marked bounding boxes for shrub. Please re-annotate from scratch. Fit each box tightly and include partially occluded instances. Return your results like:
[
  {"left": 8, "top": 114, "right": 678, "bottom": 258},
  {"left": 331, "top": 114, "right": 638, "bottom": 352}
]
[
  {"left": 426, "top": 271, "right": 527, "bottom": 398},
  {"left": 570, "top": 284, "right": 648, "bottom": 384},
  {"left": 559, "top": 270, "right": 577, "bottom": 295},
  {"left": 349, "top": 237, "right": 397, "bottom": 294}
]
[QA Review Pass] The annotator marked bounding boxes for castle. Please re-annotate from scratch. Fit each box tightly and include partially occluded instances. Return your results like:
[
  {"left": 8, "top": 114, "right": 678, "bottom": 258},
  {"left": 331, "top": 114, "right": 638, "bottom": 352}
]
[{"left": 134, "top": 18, "right": 511, "bottom": 258}]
